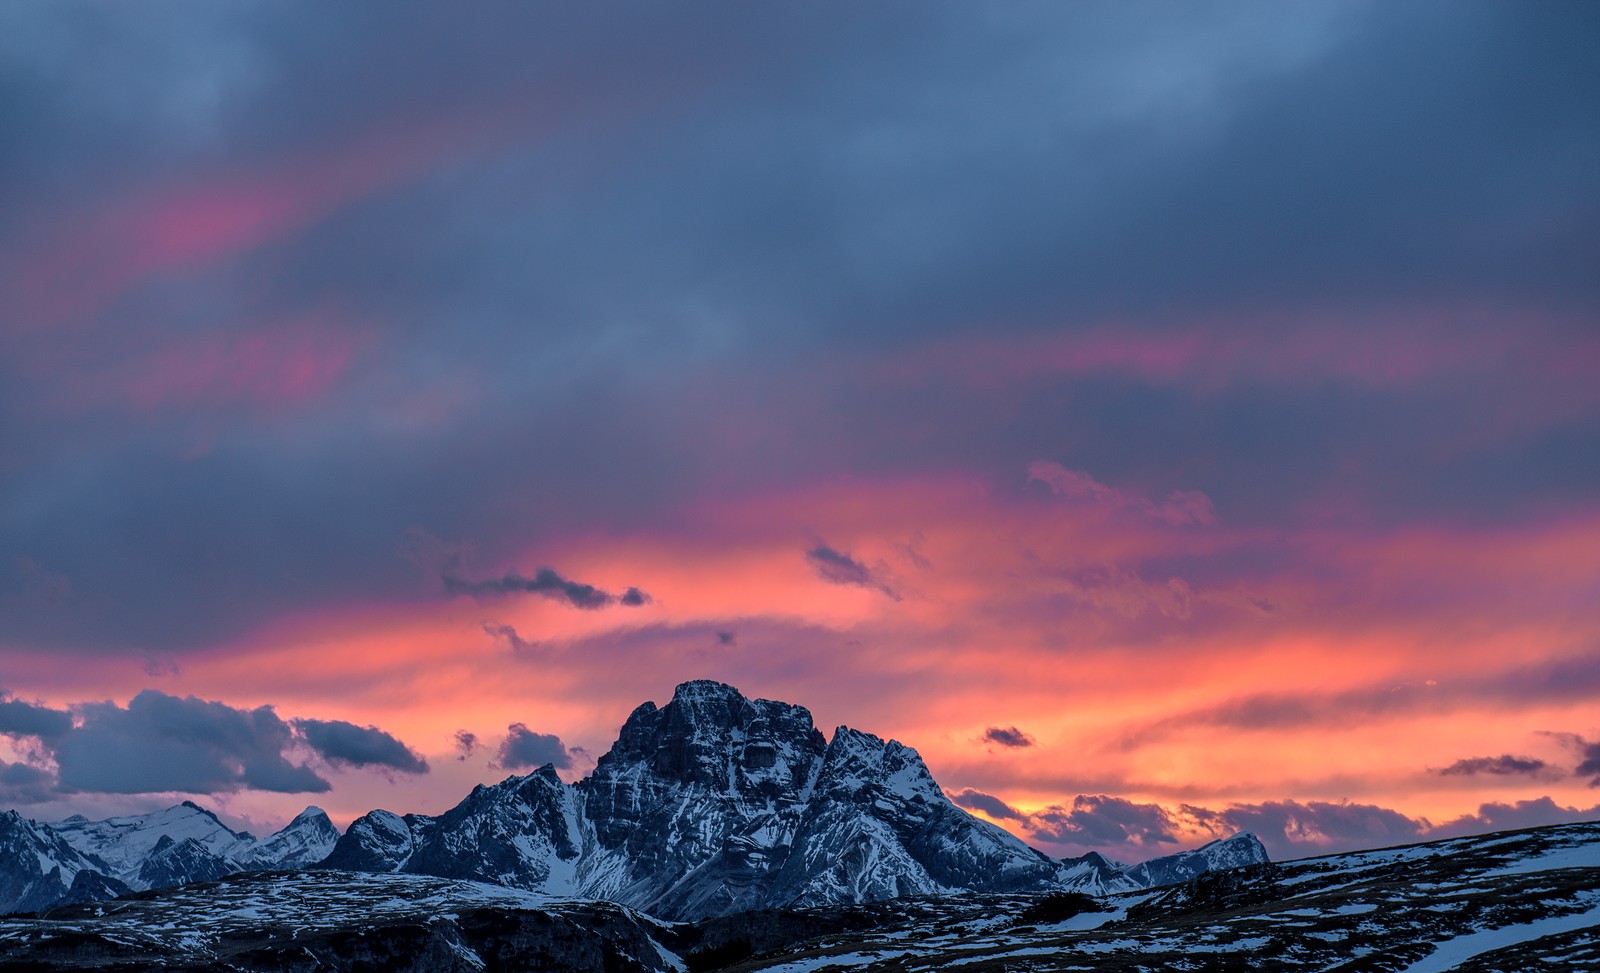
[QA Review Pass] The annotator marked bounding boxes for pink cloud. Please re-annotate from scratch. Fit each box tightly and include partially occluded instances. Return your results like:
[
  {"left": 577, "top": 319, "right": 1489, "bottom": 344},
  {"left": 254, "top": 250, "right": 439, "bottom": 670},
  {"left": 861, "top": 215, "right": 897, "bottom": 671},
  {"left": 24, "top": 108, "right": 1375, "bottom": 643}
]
[
  {"left": 1027, "top": 462, "right": 1217, "bottom": 526},
  {"left": 42, "top": 311, "right": 371, "bottom": 416}
]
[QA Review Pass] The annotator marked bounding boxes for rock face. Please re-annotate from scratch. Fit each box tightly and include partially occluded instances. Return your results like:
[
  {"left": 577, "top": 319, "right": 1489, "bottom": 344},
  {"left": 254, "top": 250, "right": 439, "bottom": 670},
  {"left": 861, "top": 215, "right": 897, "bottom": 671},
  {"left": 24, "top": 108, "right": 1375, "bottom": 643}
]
[
  {"left": 319, "top": 680, "right": 1152, "bottom": 921},
  {"left": 0, "top": 810, "right": 113, "bottom": 915}
]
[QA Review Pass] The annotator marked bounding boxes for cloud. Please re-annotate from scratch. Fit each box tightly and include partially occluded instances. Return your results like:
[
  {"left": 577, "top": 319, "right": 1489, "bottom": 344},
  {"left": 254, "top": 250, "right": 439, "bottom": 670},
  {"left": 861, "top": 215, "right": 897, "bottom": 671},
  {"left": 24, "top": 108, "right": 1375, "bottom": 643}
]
[
  {"left": 482, "top": 620, "right": 537, "bottom": 655},
  {"left": 292, "top": 718, "right": 429, "bottom": 774},
  {"left": 0, "top": 693, "right": 72, "bottom": 740},
  {"left": 949, "top": 787, "right": 1023, "bottom": 821},
  {"left": 805, "top": 544, "right": 899, "bottom": 600},
  {"left": 1572, "top": 738, "right": 1600, "bottom": 786},
  {"left": 453, "top": 730, "right": 480, "bottom": 761},
  {"left": 496, "top": 722, "right": 572, "bottom": 770},
  {"left": 1028, "top": 463, "right": 1216, "bottom": 526},
  {"left": 1027, "top": 795, "right": 1181, "bottom": 849},
  {"left": 0, "top": 689, "right": 428, "bottom": 798},
  {"left": 446, "top": 567, "right": 648, "bottom": 610},
  {"left": 1183, "top": 799, "right": 1425, "bottom": 860},
  {"left": 983, "top": 726, "right": 1035, "bottom": 749},
  {"left": 0, "top": 761, "right": 58, "bottom": 804},
  {"left": 715, "top": 630, "right": 737, "bottom": 646},
  {"left": 1434, "top": 754, "right": 1550, "bottom": 777},
  {"left": 52, "top": 690, "right": 330, "bottom": 795},
  {"left": 1123, "top": 653, "right": 1600, "bottom": 747},
  {"left": 1433, "top": 796, "right": 1600, "bottom": 837}
]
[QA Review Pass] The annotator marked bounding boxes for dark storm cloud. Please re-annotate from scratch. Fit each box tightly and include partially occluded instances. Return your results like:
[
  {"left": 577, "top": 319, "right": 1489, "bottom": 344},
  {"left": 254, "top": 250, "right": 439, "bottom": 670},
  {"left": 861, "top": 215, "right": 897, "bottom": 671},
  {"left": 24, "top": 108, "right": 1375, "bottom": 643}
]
[
  {"left": 51, "top": 691, "right": 330, "bottom": 795},
  {"left": 0, "top": 0, "right": 1594, "bottom": 660},
  {"left": 949, "top": 787, "right": 1023, "bottom": 821},
  {"left": 0, "top": 761, "right": 58, "bottom": 805},
  {"left": 446, "top": 568, "right": 649, "bottom": 611},
  {"left": 806, "top": 545, "right": 898, "bottom": 600},
  {"left": 1432, "top": 797, "right": 1600, "bottom": 838},
  {"left": 0, "top": 694, "right": 72, "bottom": 740},
  {"left": 1434, "top": 754, "right": 1550, "bottom": 778},
  {"left": 1027, "top": 795, "right": 1180, "bottom": 848},
  {"left": 292, "top": 718, "right": 428, "bottom": 774},
  {"left": 1183, "top": 799, "right": 1424, "bottom": 860},
  {"left": 496, "top": 723, "right": 571, "bottom": 771},
  {"left": 983, "top": 726, "right": 1035, "bottom": 749},
  {"left": 0, "top": 690, "right": 429, "bottom": 798}
]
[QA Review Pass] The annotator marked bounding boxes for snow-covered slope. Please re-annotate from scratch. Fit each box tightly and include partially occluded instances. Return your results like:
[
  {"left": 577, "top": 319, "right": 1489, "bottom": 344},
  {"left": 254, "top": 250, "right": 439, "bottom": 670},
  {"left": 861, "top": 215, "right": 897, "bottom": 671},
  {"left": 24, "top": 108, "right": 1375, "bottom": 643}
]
[
  {"left": 319, "top": 680, "right": 1242, "bottom": 921},
  {"left": 0, "top": 811, "right": 120, "bottom": 915},
  {"left": 3, "top": 818, "right": 1594, "bottom": 972},
  {"left": 0, "top": 801, "right": 342, "bottom": 913}
]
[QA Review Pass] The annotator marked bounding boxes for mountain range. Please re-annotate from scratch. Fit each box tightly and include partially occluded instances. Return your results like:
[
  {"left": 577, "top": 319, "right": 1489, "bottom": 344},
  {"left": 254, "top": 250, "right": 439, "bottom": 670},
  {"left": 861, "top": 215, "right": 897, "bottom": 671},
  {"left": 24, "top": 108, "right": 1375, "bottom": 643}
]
[
  {"left": 1, "top": 817, "right": 1594, "bottom": 970},
  {"left": 0, "top": 680, "right": 1264, "bottom": 919}
]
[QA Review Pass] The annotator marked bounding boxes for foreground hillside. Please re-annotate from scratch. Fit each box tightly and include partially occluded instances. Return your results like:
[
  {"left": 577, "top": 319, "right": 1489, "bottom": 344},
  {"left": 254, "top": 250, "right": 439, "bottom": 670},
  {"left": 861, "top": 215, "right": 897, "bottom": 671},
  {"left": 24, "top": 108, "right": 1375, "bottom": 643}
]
[{"left": 0, "top": 818, "right": 1594, "bottom": 971}]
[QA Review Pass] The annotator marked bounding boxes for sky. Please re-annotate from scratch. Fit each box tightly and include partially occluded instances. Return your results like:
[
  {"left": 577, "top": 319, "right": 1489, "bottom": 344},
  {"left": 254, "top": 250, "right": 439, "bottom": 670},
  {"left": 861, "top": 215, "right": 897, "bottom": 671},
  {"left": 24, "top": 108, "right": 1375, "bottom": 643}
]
[{"left": 1, "top": 1, "right": 1598, "bottom": 865}]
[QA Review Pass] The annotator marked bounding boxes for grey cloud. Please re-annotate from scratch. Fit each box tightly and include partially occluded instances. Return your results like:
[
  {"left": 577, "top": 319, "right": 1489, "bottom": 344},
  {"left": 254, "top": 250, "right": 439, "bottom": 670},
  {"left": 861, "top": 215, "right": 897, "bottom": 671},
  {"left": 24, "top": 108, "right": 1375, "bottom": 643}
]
[
  {"left": 1434, "top": 754, "right": 1550, "bottom": 778},
  {"left": 983, "top": 726, "right": 1035, "bottom": 749},
  {"left": 292, "top": 718, "right": 428, "bottom": 774},
  {"left": 949, "top": 787, "right": 1023, "bottom": 821},
  {"left": 1027, "top": 794, "right": 1179, "bottom": 849},
  {"left": 1183, "top": 799, "right": 1425, "bottom": 860},
  {"left": 496, "top": 723, "right": 572, "bottom": 771},
  {"left": 806, "top": 544, "right": 899, "bottom": 600},
  {"left": 52, "top": 691, "right": 329, "bottom": 795},
  {"left": 6, "top": 690, "right": 428, "bottom": 797},
  {"left": 1432, "top": 796, "right": 1600, "bottom": 838},
  {"left": 715, "top": 630, "right": 736, "bottom": 646},
  {"left": 447, "top": 567, "right": 648, "bottom": 611},
  {"left": 0, "top": 694, "right": 72, "bottom": 740},
  {"left": 1573, "top": 738, "right": 1600, "bottom": 786},
  {"left": 482, "top": 621, "right": 537, "bottom": 655},
  {"left": 0, "top": 760, "right": 58, "bottom": 805},
  {"left": 453, "top": 730, "right": 480, "bottom": 761}
]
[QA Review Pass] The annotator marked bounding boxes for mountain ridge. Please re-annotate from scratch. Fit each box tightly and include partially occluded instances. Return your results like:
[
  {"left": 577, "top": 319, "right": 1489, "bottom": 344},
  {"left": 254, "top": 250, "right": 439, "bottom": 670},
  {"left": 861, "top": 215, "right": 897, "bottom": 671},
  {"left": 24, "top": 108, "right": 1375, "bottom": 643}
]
[{"left": 1, "top": 679, "right": 1266, "bottom": 918}]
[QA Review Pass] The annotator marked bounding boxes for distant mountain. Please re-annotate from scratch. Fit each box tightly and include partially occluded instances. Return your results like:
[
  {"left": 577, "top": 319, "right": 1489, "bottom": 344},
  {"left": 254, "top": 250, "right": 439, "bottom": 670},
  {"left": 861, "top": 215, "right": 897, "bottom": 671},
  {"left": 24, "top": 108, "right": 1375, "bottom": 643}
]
[
  {"left": 1, "top": 819, "right": 1594, "bottom": 971},
  {"left": 0, "top": 802, "right": 338, "bottom": 914},
  {"left": 321, "top": 679, "right": 1261, "bottom": 920}
]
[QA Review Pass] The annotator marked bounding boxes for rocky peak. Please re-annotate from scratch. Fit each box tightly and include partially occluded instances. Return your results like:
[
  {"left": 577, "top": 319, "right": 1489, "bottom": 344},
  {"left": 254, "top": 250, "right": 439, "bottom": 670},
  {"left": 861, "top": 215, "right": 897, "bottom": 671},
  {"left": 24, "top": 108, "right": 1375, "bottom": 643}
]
[{"left": 592, "top": 680, "right": 826, "bottom": 794}]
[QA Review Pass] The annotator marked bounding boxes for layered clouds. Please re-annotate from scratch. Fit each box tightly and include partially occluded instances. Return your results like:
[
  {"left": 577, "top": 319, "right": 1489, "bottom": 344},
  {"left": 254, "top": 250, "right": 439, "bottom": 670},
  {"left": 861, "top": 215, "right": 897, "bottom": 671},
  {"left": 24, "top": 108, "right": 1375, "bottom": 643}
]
[{"left": 0, "top": 2, "right": 1596, "bottom": 847}]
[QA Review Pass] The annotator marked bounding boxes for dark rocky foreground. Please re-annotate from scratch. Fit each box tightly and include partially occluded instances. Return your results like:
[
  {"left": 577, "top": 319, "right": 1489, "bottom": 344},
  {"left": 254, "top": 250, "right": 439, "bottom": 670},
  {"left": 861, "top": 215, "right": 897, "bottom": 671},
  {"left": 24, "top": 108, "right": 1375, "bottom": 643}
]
[{"left": 1, "top": 819, "right": 1596, "bottom": 972}]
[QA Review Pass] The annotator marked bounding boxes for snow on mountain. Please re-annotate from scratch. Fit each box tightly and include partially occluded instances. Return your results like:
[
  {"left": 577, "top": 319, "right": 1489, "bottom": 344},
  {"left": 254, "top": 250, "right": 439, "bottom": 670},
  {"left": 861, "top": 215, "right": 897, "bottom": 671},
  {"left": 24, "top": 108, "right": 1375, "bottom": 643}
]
[
  {"left": 237, "top": 805, "right": 339, "bottom": 870},
  {"left": 0, "top": 810, "right": 115, "bottom": 915},
  {"left": 3, "top": 818, "right": 1595, "bottom": 971},
  {"left": 49, "top": 801, "right": 255, "bottom": 886},
  {"left": 4, "top": 680, "right": 1268, "bottom": 920},
  {"left": 0, "top": 801, "right": 341, "bottom": 913},
  {"left": 318, "top": 680, "right": 1229, "bottom": 921}
]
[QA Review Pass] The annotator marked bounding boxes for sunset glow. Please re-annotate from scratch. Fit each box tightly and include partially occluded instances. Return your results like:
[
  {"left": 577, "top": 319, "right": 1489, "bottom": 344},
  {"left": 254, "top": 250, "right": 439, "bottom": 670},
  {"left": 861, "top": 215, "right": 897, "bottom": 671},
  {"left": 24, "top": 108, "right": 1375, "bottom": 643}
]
[{"left": 1, "top": 2, "right": 1596, "bottom": 866}]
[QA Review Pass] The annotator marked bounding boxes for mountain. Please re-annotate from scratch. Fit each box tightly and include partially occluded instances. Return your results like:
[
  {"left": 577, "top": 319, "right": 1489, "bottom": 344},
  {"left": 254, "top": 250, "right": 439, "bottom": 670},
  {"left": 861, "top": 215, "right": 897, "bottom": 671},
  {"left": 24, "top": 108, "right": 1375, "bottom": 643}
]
[
  {"left": 2, "top": 680, "right": 1263, "bottom": 920},
  {"left": 0, "top": 801, "right": 340, "bottom": 914},
  {"left": 1, "top": 818, "right": 1594, "bottom": 971},
  {"left": 319, "top": 679, "right": 1245, "bottom": 920},
  {"left": 0, "top": 810, "right": 115, "bottom": 915}
]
